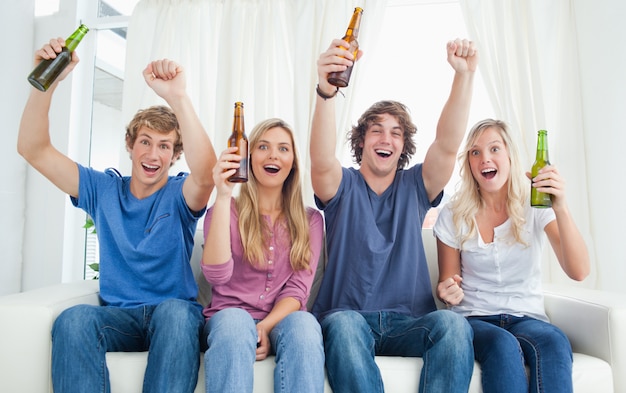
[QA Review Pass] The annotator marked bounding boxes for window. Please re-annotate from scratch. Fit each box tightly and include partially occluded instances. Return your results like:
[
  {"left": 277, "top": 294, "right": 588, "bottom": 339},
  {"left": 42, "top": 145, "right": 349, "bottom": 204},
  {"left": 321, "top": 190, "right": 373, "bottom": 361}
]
[
  {"left": 83, "top": 0, "right": 140, "bottom": 279},
  {"left": 353, "top": 0, "right": 495, "bottom": 227}
]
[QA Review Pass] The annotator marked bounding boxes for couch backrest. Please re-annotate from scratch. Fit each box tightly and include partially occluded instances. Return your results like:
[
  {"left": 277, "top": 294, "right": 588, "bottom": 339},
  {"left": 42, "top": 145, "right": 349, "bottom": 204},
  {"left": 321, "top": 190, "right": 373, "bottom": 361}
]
[{"left": 191, "top": 227, "right": 445, "bottom": 310}]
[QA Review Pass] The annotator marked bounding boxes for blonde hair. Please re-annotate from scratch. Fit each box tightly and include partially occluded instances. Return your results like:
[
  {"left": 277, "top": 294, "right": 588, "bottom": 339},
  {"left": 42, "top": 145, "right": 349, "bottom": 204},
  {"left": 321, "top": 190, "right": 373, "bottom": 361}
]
[
  {"left": 449, "top": 119, "right": 528, "bottom": 247},
  {"left": 236, "top": 118, "right": 312, "bottom": 271}
]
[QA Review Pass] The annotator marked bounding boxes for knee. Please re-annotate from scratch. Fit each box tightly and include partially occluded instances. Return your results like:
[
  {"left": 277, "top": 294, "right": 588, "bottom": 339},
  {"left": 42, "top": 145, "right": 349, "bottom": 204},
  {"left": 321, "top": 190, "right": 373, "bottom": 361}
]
[
  {"left": 436, "top": 310, "right": 472, "bottom": 336},
  {"left": 528, "top": 325, "right": 572, "bottom": 358},
  {"left": 152, "top": 299, "right": 203, "bottom": 335},
  {"left": 321, "top": 311, "right": 372, "bottom": 358},
  {"left": 52, "top": 305, "right": 100, "bottom": 340},
  {"left": 430, "top": 310, "right": 473, "bottom": 347},
  {"left": 275, "top": 312, "right": 322, "bottom": 345},
  {"left": 321, "top": 310, "right": 366, "bottom": 337},
  {"left": 207, "top": 308, "right": 256, "bottom": 345}
]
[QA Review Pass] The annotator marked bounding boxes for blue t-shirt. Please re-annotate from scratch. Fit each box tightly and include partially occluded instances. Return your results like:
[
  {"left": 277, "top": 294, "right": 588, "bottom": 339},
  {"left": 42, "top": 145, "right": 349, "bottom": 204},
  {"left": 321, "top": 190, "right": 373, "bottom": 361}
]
[
  {"left": 71, "top": 164, "right": 204, "bottom": 308},
  {"left": 312, "top": 165, "right": 442, "bottom": 320}
]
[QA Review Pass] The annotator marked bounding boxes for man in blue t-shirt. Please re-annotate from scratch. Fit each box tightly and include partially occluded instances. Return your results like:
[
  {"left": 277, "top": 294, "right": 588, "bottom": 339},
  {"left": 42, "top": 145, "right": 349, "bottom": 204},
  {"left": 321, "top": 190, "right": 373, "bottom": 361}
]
[
  {"left": 310, "top": 37, "right": 479, "bottom": 392},
  {"left": 18, "top": 38, "right": 216, "bottom": 393}
]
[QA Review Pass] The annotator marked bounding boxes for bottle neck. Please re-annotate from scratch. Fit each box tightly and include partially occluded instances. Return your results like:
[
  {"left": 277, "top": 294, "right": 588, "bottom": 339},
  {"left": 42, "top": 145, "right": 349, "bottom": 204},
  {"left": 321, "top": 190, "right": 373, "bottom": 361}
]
[
  {"left": 232, "top": 103, "right": 245, "bottom": 136},
  {"left": 232, "top": 118, "right": 244, "bottom": 136},
  {"left": 345, "top": 14, "right": 362, "bottom": 39},
  {"left": 535, "top": 133, "right": 549, "bottom": 160},
  {"left": 66, "top": 25, "right": 89, "bottom": 52}
]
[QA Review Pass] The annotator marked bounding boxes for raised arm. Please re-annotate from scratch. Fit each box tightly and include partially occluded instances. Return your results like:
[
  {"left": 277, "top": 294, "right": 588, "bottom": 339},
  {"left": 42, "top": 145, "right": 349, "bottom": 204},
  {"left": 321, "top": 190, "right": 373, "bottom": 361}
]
[
  {"left": 534, "top": 165, "right": 590, "bottom": 281},
  {"left": 201, "top": 147, "right": 239, "bottom": 268},
  {"left": 143, "top": 59, "right": 217, "bottom": 212},
  {"left": 422, "top": 39, "right": 478, "bottom": 202},
  {"left": 17, "top": 38, "right": 80, "bottom": 198},
  {"left": 310, "top": 39, "right": 361, "bottom": 204}
]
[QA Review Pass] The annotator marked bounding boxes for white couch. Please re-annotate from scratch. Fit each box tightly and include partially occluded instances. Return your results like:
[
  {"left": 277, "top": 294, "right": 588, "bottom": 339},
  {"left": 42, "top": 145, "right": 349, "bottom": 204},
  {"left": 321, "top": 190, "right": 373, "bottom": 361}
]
[{"left": 1, "top": 228, "right": 623, "bottom": 392}]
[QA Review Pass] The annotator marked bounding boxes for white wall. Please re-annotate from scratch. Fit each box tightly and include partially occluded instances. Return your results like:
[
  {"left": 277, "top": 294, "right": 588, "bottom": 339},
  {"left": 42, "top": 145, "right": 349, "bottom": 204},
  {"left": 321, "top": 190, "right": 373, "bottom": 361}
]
[{"left": 0, "top": 1, "right": 34, "bottom": 295}]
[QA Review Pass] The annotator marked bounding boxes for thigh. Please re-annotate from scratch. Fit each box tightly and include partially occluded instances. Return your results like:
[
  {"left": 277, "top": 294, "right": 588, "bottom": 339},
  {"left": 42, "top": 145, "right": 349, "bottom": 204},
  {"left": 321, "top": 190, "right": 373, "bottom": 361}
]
[
  {"left": 468, "top": 317, "right": 523, "bottom": 361},
  {"left": 508, "top": 317, "right": 572, "bottom": 361},
  {"left": 149, "top": 299, "right": 203, "bottom": 335},
  {"left": 382, "top": 310, "right": 470, "bottom": 357},
  {"left": 53, "top": 304, "right": 146, "bottom": 352}
]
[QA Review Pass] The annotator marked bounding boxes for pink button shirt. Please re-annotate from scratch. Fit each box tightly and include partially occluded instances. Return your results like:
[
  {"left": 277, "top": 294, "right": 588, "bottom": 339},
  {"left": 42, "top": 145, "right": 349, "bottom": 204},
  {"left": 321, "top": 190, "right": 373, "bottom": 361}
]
[{"left": 201, "top": 199, "right": 324, "bottom": 320}]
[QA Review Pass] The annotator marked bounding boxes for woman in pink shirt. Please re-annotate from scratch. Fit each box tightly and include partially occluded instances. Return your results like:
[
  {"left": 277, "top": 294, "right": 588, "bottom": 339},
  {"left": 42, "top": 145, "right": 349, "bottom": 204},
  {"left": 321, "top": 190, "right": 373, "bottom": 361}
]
[{"left": 200, "top": 118, "right": 325, "bottom": 393}]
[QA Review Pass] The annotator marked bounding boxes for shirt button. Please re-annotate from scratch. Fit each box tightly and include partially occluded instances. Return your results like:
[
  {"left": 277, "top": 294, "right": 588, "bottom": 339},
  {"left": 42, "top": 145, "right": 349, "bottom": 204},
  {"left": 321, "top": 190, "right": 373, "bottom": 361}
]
[
  {"left": 269, "top": 246, "right": 274, "bottom": 251},
  {"left": 267, "top": 273, "right": 272, "bottom": 278},
  {"left": 260, "top": 295, "right": 265, "bottom": 300},
  {"left": 268, "top": 260, "right": 273, "bottom": 265},
  {"left": 265, "top": 287, "right": 270, "bottom": 291}
]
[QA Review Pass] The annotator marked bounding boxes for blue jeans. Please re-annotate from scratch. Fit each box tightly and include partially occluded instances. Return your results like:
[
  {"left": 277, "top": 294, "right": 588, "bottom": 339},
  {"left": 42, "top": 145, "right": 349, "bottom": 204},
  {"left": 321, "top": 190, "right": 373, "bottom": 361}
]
[
  {"left": 321, "top": 310, "right": 474, "bottom": 393},
  {"left": 468, "top": 314, "right": 573, "bottom": 393},
  {"left": 203, "top": 308, "right": 325, "bottom": 393},
  {"left": 51, "top": 299, "right": 204, "bottom": 393}
]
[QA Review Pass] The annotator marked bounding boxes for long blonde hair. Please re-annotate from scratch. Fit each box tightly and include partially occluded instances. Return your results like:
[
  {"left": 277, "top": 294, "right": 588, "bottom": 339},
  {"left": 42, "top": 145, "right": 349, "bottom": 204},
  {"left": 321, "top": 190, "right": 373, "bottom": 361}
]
[
  {"left": 236, "top": 118, "right": 312, "bottom": 271},
  {"left": 449, "top": 119, "right": 528, "bottom": 247}
]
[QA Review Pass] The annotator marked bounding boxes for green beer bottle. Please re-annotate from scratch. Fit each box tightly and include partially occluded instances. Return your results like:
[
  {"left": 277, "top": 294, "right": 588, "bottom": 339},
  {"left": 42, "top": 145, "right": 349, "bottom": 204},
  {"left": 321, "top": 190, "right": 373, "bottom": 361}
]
[
  {"left": 530, "top": 129, "right": 552, "bottom": 208},
  {"left": 27, "top": 24, "right": 89, "bottom": 92}
]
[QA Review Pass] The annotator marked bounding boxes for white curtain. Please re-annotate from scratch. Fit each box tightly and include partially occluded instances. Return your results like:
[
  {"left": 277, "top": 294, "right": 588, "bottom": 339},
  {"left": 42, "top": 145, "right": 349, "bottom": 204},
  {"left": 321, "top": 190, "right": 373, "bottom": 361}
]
[
  {"left": 123, "top": 0, "right": 387, "bottom": 205},
  {"left": 460, "top": 0, "right": 597, "bottom": 288}
]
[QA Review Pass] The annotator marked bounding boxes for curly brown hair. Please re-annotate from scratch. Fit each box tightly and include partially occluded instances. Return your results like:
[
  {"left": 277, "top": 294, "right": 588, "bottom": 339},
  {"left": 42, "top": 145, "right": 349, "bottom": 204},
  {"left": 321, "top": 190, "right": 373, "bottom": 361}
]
[{"left": 348, "top": 100, "right": 417, "bottom": 170}]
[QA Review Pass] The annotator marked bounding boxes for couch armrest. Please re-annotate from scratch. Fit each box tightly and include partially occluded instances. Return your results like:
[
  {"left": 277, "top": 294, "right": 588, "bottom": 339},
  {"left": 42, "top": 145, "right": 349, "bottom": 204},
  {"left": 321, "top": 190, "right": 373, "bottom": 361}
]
[
  {"left": 0, "top": 280, "right": 100, "bottom": 393},
  {"left": 543, "top": 284, "right": 626, "bottom": 392}
]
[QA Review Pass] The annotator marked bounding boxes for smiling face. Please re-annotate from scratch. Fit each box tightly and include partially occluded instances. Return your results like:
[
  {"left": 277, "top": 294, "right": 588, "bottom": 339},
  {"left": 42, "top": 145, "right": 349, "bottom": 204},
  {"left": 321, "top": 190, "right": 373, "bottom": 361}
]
[
  {"left": 250, "top": 126, "right": 295, "bottom": 190},
  {"left": 467, "top": 126, "right": 511, "bottom": 194},
  {"left": 359, "top": 113, "right": 405, "bottom": 179},
  {"left": 128, "top": 126, "right": 178, "bottom": 197}
]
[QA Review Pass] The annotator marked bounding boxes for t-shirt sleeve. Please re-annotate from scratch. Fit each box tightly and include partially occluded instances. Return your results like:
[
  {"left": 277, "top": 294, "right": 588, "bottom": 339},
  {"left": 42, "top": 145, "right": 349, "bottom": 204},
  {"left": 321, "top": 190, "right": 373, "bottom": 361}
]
[{"left": 433, "top": 204, "right": 460, "bottom": 249}]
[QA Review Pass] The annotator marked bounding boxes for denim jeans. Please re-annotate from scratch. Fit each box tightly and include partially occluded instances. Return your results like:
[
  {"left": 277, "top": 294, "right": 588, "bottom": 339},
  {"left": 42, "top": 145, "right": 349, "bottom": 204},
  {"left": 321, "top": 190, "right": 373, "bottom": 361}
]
[
  {"left": 51, "top": 299, "right": 204, "bottom": 393},
  {"left": 320, "top": 309, "right": 474, "bottom": 393},
  {"left": 468, "top": 314, "right": 573, "bottom": 393},
  {"left": 203, "top": 308, "right": 325, "bottom": 393}
]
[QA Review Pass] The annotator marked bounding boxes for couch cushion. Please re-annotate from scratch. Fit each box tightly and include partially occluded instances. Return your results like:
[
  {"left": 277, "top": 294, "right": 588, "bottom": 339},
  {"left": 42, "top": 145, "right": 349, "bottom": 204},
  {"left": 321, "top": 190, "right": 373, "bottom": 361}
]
[{"left": 106, "top": 351, "right": 611, "bottom": 393}]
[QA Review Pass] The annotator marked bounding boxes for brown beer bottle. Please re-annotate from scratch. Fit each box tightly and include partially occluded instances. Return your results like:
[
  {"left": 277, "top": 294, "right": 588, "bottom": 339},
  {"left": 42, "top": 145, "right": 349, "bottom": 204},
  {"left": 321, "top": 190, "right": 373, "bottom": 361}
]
[
  {"left": 228, "top": 102, "right": 249, "bottom": 183},
  {"left": 327, "top": 7, "right": 363, "bottom": 88},
  {"left": 28, "top": 24, "right": 89, "bottom": 92},
  {"left": 530, "top": 130, "right": 552, "bottom": 208}
]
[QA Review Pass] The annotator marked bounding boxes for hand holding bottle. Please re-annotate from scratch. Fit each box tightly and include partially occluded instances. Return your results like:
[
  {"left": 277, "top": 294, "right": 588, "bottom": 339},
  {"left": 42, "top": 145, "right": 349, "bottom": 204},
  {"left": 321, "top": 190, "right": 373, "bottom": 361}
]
[
  {"left": 528, "top": 165, "right": 567, "bottom": 209},
  {"left": 327, "top": 7, "right": 363, "bottom": 87},
  {"left": 213, "top": 146, "right": 240, "bottom": 198},
  {"left": 316, "top": 38, "right": 364, "bottom": 97},
  {"left": 30, "top": 37, "right": 80, "bottom": 91}
]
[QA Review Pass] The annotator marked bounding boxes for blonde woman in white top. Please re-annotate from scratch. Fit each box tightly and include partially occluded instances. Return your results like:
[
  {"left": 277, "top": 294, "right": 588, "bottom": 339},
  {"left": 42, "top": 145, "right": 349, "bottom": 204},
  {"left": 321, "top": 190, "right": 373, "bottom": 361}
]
[{"left": 434, "top": 119, "right": 589, "bottom": 393}]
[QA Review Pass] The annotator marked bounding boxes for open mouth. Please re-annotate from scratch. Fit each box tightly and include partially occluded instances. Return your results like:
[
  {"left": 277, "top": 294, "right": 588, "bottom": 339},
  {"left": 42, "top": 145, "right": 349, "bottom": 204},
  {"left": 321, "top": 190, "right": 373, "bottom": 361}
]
[
  {"left": 142, "top": 163, "right": 160, "bottom": 174},
  {"left": 481, "top": 168, "right": 497, "bottom": 179},
  {"left": 264, "top": 164, "right": 280, "bottom": 174},
  {"left": 375, "top": 149, "right": 392, "bottom": 158}
]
